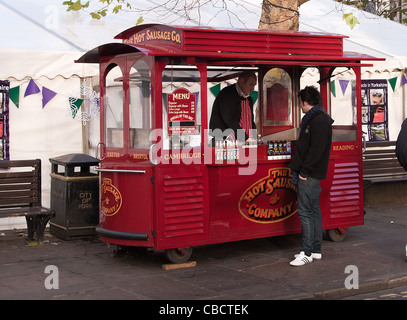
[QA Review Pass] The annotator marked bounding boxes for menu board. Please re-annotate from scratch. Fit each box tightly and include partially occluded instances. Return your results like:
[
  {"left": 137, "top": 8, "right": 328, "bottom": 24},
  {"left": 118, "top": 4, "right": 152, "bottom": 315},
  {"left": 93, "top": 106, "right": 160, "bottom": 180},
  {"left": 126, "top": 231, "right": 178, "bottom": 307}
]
[
  {"left": 361, "top": 79, "right": 389, "bottom": 141},
  {"left": 167, "top": 88, "right": 196, "bottom": 135}
]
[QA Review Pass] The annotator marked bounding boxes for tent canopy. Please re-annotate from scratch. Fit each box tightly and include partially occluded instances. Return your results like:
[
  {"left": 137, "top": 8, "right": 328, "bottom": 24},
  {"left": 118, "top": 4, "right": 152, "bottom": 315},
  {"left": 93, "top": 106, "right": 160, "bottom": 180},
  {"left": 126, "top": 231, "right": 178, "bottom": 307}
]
[
  {"left": 0, "top": 0, "right": 406, "bottom": 78},
  {"left": 1, "top": 0, "right": 406, "bottom": 56},
  {"left": 0, "top": 47, "right": 98, "bottom": 80},
  {"left": 299, "top": 0, "right": 407, "bottom": 59}
]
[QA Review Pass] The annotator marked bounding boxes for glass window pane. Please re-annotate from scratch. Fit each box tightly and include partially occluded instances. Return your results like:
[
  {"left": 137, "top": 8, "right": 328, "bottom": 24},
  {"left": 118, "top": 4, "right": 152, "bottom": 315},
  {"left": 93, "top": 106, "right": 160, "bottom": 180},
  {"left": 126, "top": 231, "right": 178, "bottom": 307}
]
[
  {"left": 263, "top": 68, "right": 292, "bottom": 126},
  {"left": 331, "top": 68, "right": 357, "bottom": 142},
  {"left": 162, "top": 64, "right": 201, "bottom": 150},
  {"left": 104, "top": 65, "right": 124, "bottom": 148},
  {"left": 129, "top": 59, "right": 152, "bottom": 149}
]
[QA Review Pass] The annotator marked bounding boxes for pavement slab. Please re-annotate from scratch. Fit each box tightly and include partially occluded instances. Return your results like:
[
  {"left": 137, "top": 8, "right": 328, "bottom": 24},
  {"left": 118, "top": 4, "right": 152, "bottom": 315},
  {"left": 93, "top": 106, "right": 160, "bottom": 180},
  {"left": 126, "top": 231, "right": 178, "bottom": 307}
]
[{"left": 0, "top": 203, "right": 407, "bottom": 301}]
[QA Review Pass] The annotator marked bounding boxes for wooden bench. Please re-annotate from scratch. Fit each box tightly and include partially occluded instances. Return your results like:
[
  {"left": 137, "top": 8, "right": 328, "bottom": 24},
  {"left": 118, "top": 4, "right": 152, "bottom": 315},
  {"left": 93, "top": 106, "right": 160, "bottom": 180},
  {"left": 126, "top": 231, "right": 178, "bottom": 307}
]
[
  {"left": 363, "top": 141, "right": 407, "bottom": 188},
  {"left": 0, "top": 159, "right": 55, "bottom": 241}
]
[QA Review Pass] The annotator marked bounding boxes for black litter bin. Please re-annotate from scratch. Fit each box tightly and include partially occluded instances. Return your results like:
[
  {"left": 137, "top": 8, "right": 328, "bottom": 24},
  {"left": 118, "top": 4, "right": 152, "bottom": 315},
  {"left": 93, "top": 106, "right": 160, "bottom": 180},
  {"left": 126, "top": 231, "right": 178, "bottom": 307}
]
[{"left": 49, "top": 153, "right": 100, "bottom": 240}]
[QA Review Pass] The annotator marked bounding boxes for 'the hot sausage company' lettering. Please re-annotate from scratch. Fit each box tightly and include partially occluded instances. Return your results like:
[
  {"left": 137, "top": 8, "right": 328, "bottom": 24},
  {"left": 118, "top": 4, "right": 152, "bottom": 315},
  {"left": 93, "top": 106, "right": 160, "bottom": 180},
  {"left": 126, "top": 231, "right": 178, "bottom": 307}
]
[
  {"left": 247, "top": 202, "right": 294, "bottom": 220},
  {"left": 123, "top": 29, "right": 182, "bottom": 45},
  {"left": 239, "top": 168, "right": 297, "bottom": 224},
  {"left": 244, "top": 175, "right": 296, "bottom": 203},
  {"left": 101, "top": 178, "right": 122, "bottom": 216}
]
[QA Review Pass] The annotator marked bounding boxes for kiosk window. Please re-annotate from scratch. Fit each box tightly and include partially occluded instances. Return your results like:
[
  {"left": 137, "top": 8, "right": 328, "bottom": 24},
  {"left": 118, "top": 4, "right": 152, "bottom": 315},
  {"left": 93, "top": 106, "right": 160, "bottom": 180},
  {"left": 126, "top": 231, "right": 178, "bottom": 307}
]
[
  {"left": 330, "top": 68, "right": 357, "bottom": 142},
  {"left": 104, "top": 64, "right": 124, "bottom": 148},
  {"left": 162, "top": 64, "right": 201, "bottom": 150},
  {"left": 263, "top": 68, "right": 292, "bottom": 127},
  {"left": 129, "top": 59, "right": 152, "bottom": 149}
]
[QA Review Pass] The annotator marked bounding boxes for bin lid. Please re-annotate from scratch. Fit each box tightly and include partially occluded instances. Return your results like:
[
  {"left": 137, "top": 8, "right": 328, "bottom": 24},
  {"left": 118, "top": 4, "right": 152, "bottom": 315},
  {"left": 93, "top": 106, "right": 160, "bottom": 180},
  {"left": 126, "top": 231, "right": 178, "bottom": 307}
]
[{"left": 49, "top": 153, "right": 100, "bottom": 167}]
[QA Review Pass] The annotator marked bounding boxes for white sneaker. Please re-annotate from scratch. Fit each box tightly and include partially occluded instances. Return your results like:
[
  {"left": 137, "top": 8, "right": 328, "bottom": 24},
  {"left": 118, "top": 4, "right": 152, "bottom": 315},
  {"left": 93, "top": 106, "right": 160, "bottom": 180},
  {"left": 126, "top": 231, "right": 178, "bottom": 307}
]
[
  {"left": 294, "top": 251, "right": 322, "bottom": 260},
  {"left": 290, "top": 252, "right": 313, "bottom": 266},
  {"left": 312, "top": 253, "right": 322, "bottom": 260}
]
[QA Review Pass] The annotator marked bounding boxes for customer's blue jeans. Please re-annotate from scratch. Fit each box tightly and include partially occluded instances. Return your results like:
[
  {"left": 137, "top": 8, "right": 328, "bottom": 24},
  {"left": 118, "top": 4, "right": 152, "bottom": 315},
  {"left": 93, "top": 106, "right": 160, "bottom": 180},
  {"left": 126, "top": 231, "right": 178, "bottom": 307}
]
[{"left": 296, "top": 176, "right": 323, "bottom": 257}]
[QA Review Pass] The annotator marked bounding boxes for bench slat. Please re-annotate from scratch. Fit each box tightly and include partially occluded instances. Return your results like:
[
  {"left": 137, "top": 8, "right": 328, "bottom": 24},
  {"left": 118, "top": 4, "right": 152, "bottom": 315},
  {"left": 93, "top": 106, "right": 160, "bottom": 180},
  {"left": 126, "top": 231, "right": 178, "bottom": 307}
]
[
  {"left": 363, "top": 141, "right": 407, "bottom": 183},
  {"left": 0, "top": 190, "right": 38, "bottom": 198},
  {"left": 0, "top": 159, "right": 40, "bottom": 168},
  {"left": 0, "top": 171, "right": 36, "bottom": 178},
  {"left": 0, "top": 198, "right": 39, "bottom": 206},
  {"left": 363, "top": 161, "right": 401, "bottom": 168},
  {"left": 0, "top": 184, "right": 37, "bottom": 191},
  {"left": 0, "top": 177, "right": 37, "bottom": 185},
  {"left": 0, "top": 206, "right": 53, "bottom": 218}
]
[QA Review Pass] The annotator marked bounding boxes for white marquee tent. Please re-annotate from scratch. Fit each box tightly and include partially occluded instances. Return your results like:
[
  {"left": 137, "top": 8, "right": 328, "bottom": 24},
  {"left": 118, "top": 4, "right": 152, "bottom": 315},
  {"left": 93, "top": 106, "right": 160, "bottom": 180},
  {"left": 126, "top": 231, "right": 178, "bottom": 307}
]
[{"left": 0, "top": 0, "right": 406, "bottom": 229}]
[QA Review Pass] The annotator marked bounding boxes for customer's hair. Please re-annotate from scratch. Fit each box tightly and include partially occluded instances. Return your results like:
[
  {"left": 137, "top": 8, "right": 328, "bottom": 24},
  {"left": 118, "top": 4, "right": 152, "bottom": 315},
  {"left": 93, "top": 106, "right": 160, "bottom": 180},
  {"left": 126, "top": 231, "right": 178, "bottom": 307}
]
[{"left": 298, "top": 86, "right": 322, "bottom": 106}]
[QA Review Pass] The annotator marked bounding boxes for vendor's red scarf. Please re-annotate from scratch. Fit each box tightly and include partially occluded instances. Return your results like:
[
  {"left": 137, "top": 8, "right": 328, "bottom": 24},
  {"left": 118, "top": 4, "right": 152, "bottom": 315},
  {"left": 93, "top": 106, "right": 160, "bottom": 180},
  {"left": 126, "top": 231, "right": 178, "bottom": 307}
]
[{"left": 240, "top": 99, "right": 252, "bottom": 138}]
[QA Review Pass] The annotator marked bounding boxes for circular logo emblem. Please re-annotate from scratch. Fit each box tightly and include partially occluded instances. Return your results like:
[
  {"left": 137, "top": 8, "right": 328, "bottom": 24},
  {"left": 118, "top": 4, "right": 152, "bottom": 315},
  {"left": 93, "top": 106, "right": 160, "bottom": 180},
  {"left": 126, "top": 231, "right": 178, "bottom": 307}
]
[
  {"left": 238, "top": 168, "right": 297, "bottom": 224},
  {"left": 100, "top": 178, "right": 122, "bottom": 216}
]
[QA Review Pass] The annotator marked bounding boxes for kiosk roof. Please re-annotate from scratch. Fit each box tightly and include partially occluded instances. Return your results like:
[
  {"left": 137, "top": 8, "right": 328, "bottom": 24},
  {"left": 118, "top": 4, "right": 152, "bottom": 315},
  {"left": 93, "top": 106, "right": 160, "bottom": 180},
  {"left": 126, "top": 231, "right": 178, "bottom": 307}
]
[{"left": 77, "top": 24, "right": 382, "bottom": 65}]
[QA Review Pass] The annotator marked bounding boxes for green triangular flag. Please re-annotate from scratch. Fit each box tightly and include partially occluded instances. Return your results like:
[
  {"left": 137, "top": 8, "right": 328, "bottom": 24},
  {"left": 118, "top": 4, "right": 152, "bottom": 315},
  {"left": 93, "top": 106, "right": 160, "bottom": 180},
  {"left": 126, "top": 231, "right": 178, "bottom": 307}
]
[
  {"left": 210, "top": 84, "right": 221, "bottom": 97},
  {"left": 9, "top": 86, "right": 20, "bottom": 108},
  {"left": 330, "top": 80, "right": 336, "bottom": 97},
  {"left": 388, "top": 77, "right": 398, "bottom": 92},
  {"left": 250, "top": 91, "right": 258, "bottom": 105},
  {"left": 69, "top": 97, "right": 83, "bottom": 119}
]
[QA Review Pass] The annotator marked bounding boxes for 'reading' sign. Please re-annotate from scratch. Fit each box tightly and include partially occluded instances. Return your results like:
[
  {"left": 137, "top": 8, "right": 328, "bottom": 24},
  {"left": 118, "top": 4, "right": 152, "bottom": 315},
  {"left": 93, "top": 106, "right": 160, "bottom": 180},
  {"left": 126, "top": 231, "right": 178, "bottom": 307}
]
[{"left": 238, "top": 168, "right": 297, "bottom": 224}]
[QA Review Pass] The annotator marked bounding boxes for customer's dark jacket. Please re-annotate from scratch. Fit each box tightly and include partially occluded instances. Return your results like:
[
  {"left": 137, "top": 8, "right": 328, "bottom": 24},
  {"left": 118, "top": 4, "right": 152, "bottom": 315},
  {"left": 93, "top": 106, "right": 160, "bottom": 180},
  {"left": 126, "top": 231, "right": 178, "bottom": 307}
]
[
  {"left": 396, "top": 118, "right": 407, "bottom": 171},
  {"left": 289, "top": 108, "right": 334, "bottom": 180}
]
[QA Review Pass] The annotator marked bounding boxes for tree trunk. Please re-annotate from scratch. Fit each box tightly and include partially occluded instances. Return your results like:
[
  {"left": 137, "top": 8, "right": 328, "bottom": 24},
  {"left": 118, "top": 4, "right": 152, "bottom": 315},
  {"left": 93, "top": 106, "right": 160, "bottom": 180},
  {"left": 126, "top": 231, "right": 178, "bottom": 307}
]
[{"left": 259, "top": 0, "right": 309, "bottom": 31}]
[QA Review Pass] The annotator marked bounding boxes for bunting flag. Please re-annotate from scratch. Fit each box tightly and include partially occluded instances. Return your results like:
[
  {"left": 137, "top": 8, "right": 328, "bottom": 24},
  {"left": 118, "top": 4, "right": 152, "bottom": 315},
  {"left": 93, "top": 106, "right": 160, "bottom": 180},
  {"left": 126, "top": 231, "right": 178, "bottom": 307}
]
[
  {"left": 69, "top": 97, "right": 84, "bottom": 119},
  {"left": 209, "top": 84, "right": 221, "bottom": 97},
  {"left": 388, "top": 76, "right": 398, "bottom": 92},
  {"left": 42, "top": 87, "right": 57, "bottom": 109},
  {"left": 9, "top": 86, "right": 20, "bottom": 108},
  {"left": 5, "top": 74, "right": 405, "bottom": 125},
  {"left": 330, "top": 80, "right": 336, "bottom": 97},
  {"left": 339, "top": 79, "right": 350, "bottom": 95},
  {"left": 6, "top": 79, "right": 99, "bottom": 125},
  {"left": 24, "top": 79, "right": 40, "bottom": 97},
  {"left": 250, "top": 91, "right": 259, "bottom": 105}
]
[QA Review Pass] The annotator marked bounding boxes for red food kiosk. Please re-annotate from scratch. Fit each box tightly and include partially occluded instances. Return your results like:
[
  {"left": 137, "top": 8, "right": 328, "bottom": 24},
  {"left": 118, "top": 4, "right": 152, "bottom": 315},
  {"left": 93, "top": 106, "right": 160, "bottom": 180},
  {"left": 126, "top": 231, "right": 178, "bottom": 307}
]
[{"left": 77, "top": 24, "right": 382, "bottom": 263}]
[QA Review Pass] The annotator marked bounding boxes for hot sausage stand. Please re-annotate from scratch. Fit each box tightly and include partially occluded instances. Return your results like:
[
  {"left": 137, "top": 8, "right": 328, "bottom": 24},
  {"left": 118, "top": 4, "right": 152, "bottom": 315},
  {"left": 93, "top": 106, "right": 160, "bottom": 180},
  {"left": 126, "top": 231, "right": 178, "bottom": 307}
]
[{"left": 77, "top": 24, "right": 381, "bottom": 263}]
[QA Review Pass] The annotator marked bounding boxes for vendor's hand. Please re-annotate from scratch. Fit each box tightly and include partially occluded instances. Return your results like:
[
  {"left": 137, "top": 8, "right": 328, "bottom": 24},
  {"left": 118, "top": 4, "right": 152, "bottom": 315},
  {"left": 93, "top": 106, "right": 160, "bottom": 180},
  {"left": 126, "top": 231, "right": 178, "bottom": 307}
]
[
  {"left": 246, "top": 138, "right": 256, "bottom": 143},
  {"left": 299, "top": 175, "right": 308, "bottom": 181}
]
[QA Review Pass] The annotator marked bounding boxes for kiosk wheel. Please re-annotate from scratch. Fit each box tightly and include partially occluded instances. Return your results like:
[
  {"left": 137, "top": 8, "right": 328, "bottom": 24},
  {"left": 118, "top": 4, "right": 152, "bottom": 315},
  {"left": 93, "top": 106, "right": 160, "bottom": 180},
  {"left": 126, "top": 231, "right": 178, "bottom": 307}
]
[
  {"left": 165, "top": 247, "right": 193, "bottom": 264},
  {"left": 326, "top": 228, "right": 347, "bottom": 242}
]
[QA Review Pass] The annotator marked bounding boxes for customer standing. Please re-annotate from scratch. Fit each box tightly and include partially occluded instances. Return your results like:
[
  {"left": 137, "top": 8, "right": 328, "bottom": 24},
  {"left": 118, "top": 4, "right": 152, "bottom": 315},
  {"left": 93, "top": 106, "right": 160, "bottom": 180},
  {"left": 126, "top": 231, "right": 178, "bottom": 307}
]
[
  {"left": 396, "top": 118, "right": 407, "bottom": 171},
  {"left": 288, "top": 86, "right": 334, "bottom": 267}
]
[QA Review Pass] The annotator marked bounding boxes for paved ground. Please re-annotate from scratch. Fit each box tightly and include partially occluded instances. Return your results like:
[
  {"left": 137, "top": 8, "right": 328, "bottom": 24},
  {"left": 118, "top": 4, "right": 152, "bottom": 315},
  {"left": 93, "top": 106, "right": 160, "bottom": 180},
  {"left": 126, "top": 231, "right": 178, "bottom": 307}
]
[{"left": 1, "top": 203, "right": 407, "bottom": 302}]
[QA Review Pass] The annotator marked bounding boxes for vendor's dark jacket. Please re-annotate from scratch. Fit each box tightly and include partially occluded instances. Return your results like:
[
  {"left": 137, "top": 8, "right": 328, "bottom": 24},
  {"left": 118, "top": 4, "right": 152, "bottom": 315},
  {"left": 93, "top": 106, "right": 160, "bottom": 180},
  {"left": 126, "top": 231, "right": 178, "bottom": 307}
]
[
  {"left": 289, "top": 108, "right": 334, "bottom": 180},
  {"left": 209, "top": 84, "right": 256, "bottom": 140}
]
